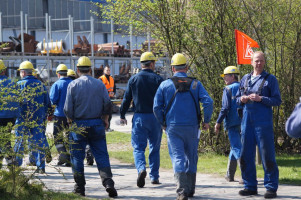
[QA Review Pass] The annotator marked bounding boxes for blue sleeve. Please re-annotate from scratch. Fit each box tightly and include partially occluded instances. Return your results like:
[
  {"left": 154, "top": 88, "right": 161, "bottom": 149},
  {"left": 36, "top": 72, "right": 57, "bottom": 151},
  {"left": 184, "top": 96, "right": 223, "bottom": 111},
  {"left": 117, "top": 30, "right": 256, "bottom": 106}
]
[
  {"left": 261, "top": 76, "right": 282, "bottom": 106},
  {"left": 236, "top": 75, "right": 246, "bottom": 106},
  {"left": 49, "top": 83, "right": 59, "bottom": 105},
  {"left": 216, "top": 88, "right": 231, "bottom": 124},
  {"left": 120, "top": 78, "right": 133, "bottom": 119},
  {"left": 198, "top": 81, "right": 213, "bottom": 123},
  {"left": 285, "top": 102, "right": 301, "bottom": 138},
  {"left": 153, "top": 84, "right": 165, "bottom": 126},
  {"left": 64, "top": 84, "right": 74, "bottom": 119}
]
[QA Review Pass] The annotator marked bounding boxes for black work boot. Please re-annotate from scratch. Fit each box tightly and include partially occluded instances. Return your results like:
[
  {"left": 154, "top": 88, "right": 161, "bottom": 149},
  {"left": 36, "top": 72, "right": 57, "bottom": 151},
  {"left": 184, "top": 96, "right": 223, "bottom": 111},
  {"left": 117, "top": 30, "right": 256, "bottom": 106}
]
[
  {"left": 264, "top": 190, "right": 277, "bottom": 199},
  {"left": 100, "top": 167, "right": 118, "bottom": 197},
  {"left": 187, "top": 173, "right": 196, "bottom": 197},
  {"left": 73, "top": 174, "right": 86, "bottom": 196},
  {"left": 239, "top": 189, "right": 258, "bottom": 196},
  {"left": 175, "top": 173, "right": 189, "bottom": 200},
  {"left": 137, "top": 170, "right": 147, "bottom": 188},
  {"left": 103, "top": 178, "right": 118, "bottom": 197},
  {"left": 225, "top": 159, "right": 237, "bottom": 182}
]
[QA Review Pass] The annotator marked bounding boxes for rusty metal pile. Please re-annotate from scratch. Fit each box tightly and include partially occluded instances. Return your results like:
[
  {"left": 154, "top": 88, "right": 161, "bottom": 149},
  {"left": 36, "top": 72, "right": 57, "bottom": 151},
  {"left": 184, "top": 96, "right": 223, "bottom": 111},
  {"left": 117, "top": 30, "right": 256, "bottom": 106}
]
[{"left": 0, "top": 33, "right": 38, "bottom": 54}]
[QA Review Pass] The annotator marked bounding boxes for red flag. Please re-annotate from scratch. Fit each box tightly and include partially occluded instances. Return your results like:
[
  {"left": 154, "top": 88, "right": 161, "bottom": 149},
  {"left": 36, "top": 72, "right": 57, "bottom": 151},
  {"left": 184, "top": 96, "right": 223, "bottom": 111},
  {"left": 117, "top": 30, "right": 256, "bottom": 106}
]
[{"left": 235, "top": 29, "right": 259, "bottom": 64}]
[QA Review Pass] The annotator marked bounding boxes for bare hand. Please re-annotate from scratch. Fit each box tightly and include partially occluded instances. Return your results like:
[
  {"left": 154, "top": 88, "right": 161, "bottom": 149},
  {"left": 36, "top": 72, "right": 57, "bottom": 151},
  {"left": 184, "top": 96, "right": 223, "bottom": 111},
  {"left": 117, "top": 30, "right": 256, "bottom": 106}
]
[
  {"left": 120, "top": 118, "right": 127, "bottom": 125},
  {"left": 214, "top": 123, "right": 221, "bottom": 134},
  {"left": 202, "top": 123, "right": 209, "bottom": 131},
  {"left": 248, "top": 93, "right": 262, "bottom": 102},
  {"left": 104, "top": 119, "right": 109, "bottom": 129},
  {"left": 47, "top": 115, "right": 53, "bottom": 121},
  {"left": 241, "top": 95, "right": 250, "bottom": 103}
]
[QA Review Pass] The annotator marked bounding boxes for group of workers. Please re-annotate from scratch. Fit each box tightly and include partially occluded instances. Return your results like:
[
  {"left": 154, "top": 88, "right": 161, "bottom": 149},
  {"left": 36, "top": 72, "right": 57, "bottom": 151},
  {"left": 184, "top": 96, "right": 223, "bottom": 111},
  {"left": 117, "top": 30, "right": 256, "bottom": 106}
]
[{"left": 0, "top": 49, "right": 299, "bottom": 199}]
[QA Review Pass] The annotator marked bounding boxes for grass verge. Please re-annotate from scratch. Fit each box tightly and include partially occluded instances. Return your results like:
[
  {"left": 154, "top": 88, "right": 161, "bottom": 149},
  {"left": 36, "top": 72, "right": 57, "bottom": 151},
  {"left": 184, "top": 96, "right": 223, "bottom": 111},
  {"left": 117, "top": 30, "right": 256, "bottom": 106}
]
[{"left": 106, "top": 131, "right": 301, "bottom": 185}]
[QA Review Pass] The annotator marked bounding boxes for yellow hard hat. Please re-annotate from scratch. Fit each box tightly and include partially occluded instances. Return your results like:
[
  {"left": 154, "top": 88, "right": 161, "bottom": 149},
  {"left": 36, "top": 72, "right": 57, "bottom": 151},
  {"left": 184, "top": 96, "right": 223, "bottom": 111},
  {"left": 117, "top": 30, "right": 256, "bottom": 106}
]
[
  {"left": 220, "top": 66, "right": 240, "bottom": 77},
  {"left": 0, "top": 60, "right": 6, "bottom": 70},
  {"left": 67, "top": 69, "right": 76, "bottom": 77},
  {"left": 56, "top": 64, "right": 68, "bottom": 74},
  {"left": 77, "top": 56, "right": 91, "bottom": 67},
  {"left": 171, "top": 53, "right": 186, "bottom": 66},
  {"left": 140, "top": 52, "right": 157, "bottom": 62},
  {"left": 18, "top": 61, "right": 34, "bottom": 71}
]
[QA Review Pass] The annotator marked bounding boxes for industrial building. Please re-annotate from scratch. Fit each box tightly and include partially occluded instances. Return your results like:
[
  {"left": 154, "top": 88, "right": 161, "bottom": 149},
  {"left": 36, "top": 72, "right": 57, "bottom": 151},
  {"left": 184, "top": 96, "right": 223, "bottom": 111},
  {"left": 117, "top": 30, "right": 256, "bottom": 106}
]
[{"left": 0, "top": 0, "right": 170, "bottom": 87}]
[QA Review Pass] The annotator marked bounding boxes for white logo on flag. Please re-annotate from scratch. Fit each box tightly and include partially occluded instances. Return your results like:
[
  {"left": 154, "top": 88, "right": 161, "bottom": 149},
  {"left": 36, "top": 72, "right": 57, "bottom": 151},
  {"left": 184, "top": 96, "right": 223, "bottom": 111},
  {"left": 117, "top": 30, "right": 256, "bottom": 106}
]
[{"left": 242, "top": 35, "right": 254, "bottom": 59}]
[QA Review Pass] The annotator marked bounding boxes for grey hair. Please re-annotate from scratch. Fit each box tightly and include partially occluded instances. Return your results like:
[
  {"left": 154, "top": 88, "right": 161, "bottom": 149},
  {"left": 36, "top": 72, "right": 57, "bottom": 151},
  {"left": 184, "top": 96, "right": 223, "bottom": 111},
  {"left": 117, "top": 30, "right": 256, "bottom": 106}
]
[{"left": 21, "top": 69, "right": 33, "bottom": 75}]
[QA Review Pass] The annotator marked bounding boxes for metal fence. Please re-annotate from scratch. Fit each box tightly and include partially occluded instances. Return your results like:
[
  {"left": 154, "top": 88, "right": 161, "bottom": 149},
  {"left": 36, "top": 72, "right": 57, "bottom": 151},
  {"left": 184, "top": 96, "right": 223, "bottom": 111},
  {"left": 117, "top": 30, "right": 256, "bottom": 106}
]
[{"left": 0, "top": 0, "right": 109, "bottom": 32}]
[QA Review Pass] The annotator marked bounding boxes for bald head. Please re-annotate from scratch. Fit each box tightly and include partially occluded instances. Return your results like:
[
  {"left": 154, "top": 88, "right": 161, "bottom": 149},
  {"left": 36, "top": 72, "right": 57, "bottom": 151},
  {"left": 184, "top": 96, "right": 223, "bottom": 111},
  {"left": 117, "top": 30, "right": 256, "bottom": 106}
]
[{"left": 251, "top": 51, "right": 265, "bottom": 62}]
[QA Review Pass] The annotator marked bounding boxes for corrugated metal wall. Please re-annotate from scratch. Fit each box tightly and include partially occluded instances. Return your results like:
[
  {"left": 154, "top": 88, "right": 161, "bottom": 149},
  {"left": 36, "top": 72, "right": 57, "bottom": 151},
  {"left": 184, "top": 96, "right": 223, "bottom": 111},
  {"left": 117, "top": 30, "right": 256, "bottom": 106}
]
[{"left": 0, "top": 0, "right": 109, "bottom": 32}]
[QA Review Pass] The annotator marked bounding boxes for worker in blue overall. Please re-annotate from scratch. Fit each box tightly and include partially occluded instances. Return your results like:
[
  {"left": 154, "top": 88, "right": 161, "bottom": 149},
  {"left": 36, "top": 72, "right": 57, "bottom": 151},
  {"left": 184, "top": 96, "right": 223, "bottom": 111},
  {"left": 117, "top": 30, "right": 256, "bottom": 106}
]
[
  {"left": 119, "top": 52, "right": 164, "bottom": 188},
  {"left": 14, "top": 61, "right": 51, "bottom": 173},
  {"left": 236, "top": 51, "right": 281, "bottom": 199},
  {"left": 64, "top": 56, "right": 117, "bottom": 197},
  {"left": 153, "top": 53, "right": 213, "bottom": 200},
  {"left": 285, "top": 98, "right": 301, "bottom": 138},
  {"left": 49, "top": 64, "right": 73, "bottom": 166},
  {"left": 0, "top": 60, "right": 19, "bottom": 168},
  {"left": 215, "top": 66, "right": 242, "bottom": 182}
]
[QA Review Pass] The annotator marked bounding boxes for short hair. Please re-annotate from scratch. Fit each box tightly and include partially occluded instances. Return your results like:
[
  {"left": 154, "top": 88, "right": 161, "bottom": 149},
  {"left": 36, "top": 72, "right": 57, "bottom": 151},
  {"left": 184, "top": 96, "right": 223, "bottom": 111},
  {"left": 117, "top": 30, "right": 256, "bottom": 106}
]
[
  {"left": 58, "top": 71, "right": 67, "bottom": 76},
  {"left": 141, "top": 60, "right": 154, "bottom": 68},
  {"left": 21, "top": 69, "right": 33, "bottom": 75},
  {"left": 78, "top": 67, "right": 90, "bottom": 73},
  {"left": 173, "top": 65, "right": 186, "bottom": 70}
]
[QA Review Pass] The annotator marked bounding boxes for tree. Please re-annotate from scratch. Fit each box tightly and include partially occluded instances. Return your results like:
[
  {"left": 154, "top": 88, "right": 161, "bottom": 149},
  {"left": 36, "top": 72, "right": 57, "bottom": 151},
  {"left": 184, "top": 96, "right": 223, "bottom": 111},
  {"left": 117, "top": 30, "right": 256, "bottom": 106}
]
[{"left": 96, "top": 0, "right": 301, "bottom": 152}]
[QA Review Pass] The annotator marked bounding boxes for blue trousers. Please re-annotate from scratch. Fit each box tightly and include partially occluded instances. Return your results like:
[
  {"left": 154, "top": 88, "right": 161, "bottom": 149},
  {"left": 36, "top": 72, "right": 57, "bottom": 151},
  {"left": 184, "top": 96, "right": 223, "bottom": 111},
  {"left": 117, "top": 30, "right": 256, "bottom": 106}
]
[
  {"left": 227, "top": 126, "right": 241, "bottom": 161},
  {"left": 166, "top": 125, "right": 199, "bottom": 173},
  {"left": 132, "top": 113, "right": 162, "bottom": 181},
  {"left": 69, "top": 119, "right": 112, "bottom": 180},
  {"left": 240, "top": 105, "right": 279, "bottom": 192},
  {"left": 14, "top": 121, "right": 48, "bottom": 170}
]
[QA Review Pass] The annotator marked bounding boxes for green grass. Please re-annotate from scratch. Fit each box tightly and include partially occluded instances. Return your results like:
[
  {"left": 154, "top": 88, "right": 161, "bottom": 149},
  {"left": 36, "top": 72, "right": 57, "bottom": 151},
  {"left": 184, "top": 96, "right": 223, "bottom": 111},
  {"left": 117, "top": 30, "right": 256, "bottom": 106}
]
[{"left": 106, "top": 131, "right": 301, "bottom": 185}]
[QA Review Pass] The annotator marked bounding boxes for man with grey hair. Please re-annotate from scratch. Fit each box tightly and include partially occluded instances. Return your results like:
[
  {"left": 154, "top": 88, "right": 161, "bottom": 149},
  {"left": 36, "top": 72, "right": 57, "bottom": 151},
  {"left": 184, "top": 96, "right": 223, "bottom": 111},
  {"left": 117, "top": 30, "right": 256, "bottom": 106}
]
[
  {"left": 236, "top": 51, "right": 281, "bottom": 199},
  {"left": 154, "top": 53, "right": 213, "bottom": 200}
]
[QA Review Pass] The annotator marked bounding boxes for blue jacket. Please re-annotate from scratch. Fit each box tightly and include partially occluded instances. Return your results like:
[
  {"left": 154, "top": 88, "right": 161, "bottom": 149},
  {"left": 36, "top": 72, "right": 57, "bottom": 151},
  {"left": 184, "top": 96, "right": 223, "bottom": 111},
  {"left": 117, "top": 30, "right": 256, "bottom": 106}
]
[
  {"left": 153, "top": 72, "right": 213, "bottom": 126},
  {"left": 0, "top": 75, "right": 19, "bottom": 118},
  {"left": 285, "top": 99, "right": 301, "bottom": 138},
  {"left": 120, "top": 69, "right": 164, "bottom": 119},
  {"left": 216, "top": 82, "right": 241, "bottom": 129},
  {"left": 49, "top": 77, "right": 73, "bottom": 117},
  {"left": 16, "top": 76, "right": 50, "bottom": 123},
  {"left": 64, "top": 75, "right": 111, "bottom": 120},
  {"left": 236, "top": 70, "right": 281, "bottom": 107}
]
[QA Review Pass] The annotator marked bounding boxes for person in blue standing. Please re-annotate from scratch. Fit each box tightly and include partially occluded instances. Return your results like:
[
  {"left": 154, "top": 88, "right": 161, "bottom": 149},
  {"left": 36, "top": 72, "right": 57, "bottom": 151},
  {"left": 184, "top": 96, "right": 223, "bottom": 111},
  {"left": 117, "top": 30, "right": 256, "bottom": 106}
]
[
  {"left": 285, "top": 98, "right": 301, "bottom": 138},
  {"left": 64, "top": 56, "right": 117, "bottom": 197},
  {"left": 0, "top": 60, "right": 19, "bottom": 168},
  {"left": 153, "top": 53, "right": 213, "bottom": 200},
  {"left": 236, "top": 51, "right": 281, "bottom": 199},
  {"left": 119, "top": 52, "right": 164, "bottom": 187},
  {"left": 49, "top": 64, "right": 73, "bottom": 166},
  {"left": 14, "top": 61, "right": 51, "bottom": 173},
  {"left": 215, "top": 66, "right": 242, "bottom": 182}
]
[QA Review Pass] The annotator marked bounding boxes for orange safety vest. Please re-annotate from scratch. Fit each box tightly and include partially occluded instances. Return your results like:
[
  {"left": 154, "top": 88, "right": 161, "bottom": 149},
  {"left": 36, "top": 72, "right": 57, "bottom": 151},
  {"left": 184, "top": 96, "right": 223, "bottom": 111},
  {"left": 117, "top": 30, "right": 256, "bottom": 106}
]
[{"left": 100, "top": 75, "right": 115, "bottom": 97}]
